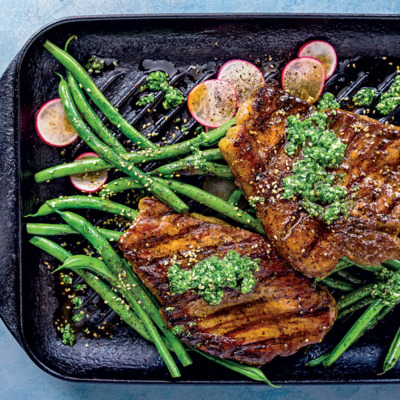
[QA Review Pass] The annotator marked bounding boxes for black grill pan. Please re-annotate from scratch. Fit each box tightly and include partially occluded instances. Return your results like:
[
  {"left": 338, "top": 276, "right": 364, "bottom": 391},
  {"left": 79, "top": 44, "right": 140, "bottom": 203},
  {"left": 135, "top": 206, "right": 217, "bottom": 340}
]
[{"left": 1, "top": 14, "right": 400, "bottom": 384}]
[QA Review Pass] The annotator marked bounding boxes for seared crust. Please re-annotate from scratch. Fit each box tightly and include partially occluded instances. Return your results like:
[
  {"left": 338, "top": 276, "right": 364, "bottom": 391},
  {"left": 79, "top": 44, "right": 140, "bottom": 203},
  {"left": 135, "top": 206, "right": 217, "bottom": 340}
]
[
  {"left": 118, "top": 198, "right": 337, "bottom": 366},
  {"left": 219, "top": 83, "right": 400, "bottom": 278}
]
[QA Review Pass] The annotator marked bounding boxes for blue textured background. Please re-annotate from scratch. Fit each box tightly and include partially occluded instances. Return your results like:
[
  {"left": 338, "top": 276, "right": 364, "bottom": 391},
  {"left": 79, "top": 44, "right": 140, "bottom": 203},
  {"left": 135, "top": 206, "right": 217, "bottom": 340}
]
[{"left": 2, "top": 1, "right": 400, "bottom": 399}]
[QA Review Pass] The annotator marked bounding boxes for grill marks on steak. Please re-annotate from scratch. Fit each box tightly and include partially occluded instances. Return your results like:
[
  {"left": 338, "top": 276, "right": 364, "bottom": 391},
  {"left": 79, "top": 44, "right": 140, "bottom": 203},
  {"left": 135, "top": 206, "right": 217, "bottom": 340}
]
[
  {"left": 118, "top": 198, "right": 337, "bottom": 366},
  {"left": 219, "top": 83, "right": 400, "bottom": 278}
]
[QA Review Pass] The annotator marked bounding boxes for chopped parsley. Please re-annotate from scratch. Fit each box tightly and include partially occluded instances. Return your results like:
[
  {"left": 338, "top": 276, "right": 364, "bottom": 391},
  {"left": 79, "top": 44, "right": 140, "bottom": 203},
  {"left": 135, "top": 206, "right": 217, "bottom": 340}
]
[
  {"left": 352, "top": 87, "right": 377, "bottom": 107},
  {"left": 74, "top": 283, "right": 87, "bottom": 292},
  {"left": 62, "top": 275, "right": 73, "bottom": 285},
  {"left": 283, "top": 112, "right": 349, "bottom": 225},
  {"left": 376, "top": 75, "right": 400, "bottom": 115},
  {"left": 171, "top": 325, "right": 185, "bottom": 335},
  {"left": 136, "top": 93, "right": 155, "bottom": 106},
  {"left": 85, "top": 56, "right": 105, "bottom": 74},
  {"left": 248, "top": 196, "right": 265, "bottom": 207},
  {"left": 168, "top": 250, "right": 260, "bottom": 306},
  {"left": 72, "top": 296, "right": 83, "bottom": 309},
  {"left": 72, "top": 313, "right": 84, "bottom": 323},
  {"left": 316, "top": 93, "right": 340, "bottom": 110},
  {"left": 61, "top": 324, "right": 74, "bottom": 346}
]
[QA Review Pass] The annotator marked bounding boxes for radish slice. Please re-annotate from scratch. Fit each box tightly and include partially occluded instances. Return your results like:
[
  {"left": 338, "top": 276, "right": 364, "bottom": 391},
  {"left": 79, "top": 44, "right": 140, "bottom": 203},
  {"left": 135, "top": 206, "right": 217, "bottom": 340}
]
[
  {"left": 70, "top": 153, "right": 108, "bottom": 193},
  {"left": 281, "top": 57, "right": 325, "bottom": 104},
  {"left": 217, "top": 60, "right": 265, "bottom": 106},
  {"left": 298, "top": 40, "right": 337, "bottom": 79},
  {"left": 35, "top": 98, "right": 79, "bottom": 147},
  {"left": 187, "top": 79, "right": 237, "bottom": 128}
]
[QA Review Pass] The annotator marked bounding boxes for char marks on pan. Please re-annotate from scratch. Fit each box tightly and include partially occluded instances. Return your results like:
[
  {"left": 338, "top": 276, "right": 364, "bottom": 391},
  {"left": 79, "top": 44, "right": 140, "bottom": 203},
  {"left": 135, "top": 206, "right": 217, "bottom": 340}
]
[
  {"left": 118, "top": 198, "right": 337, "bottom": 366},
  {"left": 219, "top": 82, "right": 400, "bottom": 278}
]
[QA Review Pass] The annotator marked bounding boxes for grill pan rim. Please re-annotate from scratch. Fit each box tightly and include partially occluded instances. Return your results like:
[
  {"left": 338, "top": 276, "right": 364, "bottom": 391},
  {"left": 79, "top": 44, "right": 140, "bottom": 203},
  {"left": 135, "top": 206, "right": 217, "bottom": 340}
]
[{"left": 4, "top": 13, "right": 400, "bottom": 384}]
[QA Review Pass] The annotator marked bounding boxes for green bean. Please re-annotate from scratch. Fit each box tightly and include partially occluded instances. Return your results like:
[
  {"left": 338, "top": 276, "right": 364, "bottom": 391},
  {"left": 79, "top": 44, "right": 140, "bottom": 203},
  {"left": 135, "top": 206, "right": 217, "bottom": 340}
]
[
  {"left": 306, "top": 353, "right": 329, "bottom": 367},
  {"left": 323, "top": 299, "right": 385, "bottom": 368},
  {"left": 54, "top": 210, "right": 191, "bottom": 368},
  {"left": 26, "top": 196, "right": 138, "bottom": 220},
  {"left": 58, "top": 76, "right": 187, "bottom": 213},
  {"left": 153, "top": 177, "right": 265, "bottom": 235},
  {"left": 154, "top": 161, "right": 233, "bottom": 180},
  {"left": 383, "top": 260, "right": 400, "bottom": 270},
  {"left": 96, "top": 176, "right": 264, "bottom": 234},
  {"left": 191, "top": 348, "right": 279, "bottom": 387},
  {"left": 320, "top": 276, "right": 355, "bottom": 292},
  {"left": 67, "top": 72, "right": 127, "bottom": 153},
  {"left": 99, "top": 178, "right": 144, "bottom": 198},
  {"left": 335, "top": 270, "right": 363, "bottom": 286},
  {"left": 34, "top": 122, "right": 234, "bottom": 184},
  {"left": 26, "top": 223, "right": 121, "bottom": 241},
  {"left": 382, "top": 324, "right": 400, "bottom": 374},
  {"left": 44, "top": 40, "right": 155, "bottom": 149},
  {"left": 227, "top": 189, "right": 244, "bottom": 206},
  {"left": 336, "top": 283, "right": 375, "bottom": 311},
  {"left": 337, "top": 297, "right": 375, "bottom": 320},
  {"left": 347, "top": 260, "right": 384, "bottom": 273},
  {"left": 28, "top": 236, "right": 153, "bottom": 343},
  {"left": 151, "top": 148, "right": 223, "bottom": 176},
  {"left": 150, "top": 148, "right": 231, "bottom": 179}
]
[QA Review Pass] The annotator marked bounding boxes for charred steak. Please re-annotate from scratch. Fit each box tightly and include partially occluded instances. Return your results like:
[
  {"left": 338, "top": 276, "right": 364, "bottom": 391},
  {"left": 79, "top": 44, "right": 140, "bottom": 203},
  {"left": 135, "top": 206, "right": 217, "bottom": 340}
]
[
  {"left": 219, "top": 83, "right": 400, "bottom": 278},
  {"left": 118, "top": 198, "right": 337, "bottom": 366}
]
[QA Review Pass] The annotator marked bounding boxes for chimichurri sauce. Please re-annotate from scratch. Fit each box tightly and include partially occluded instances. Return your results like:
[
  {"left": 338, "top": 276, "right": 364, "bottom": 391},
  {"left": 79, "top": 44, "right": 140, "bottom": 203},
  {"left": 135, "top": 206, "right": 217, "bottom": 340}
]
[
  {"left": 168, "top": 250, "right": 260, "bottom": 305},
  {"left": 283, "top": 111, "right": 350, "bottom": 225}
]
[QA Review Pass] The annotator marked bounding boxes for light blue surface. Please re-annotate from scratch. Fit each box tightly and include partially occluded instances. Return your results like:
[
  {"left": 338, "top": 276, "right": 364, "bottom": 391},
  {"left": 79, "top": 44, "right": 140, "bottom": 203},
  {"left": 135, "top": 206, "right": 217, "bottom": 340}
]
[{"left": 1, "top": 1, "right": 400, "bottom": 399}]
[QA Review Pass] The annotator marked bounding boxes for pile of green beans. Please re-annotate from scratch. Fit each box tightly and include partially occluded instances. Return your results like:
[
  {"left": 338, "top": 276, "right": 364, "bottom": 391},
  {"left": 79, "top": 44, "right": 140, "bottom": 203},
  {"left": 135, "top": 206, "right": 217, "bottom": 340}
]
[
  {"left": 53, "top": 209, "right": 192, "bottom": 373},
  {"left": 34, "top": 122, "right": 234, "bottom": 184},
  {"left": 58, "top": 75, "right": 188, "bottom": 213},
  {"left": 28, "top": 220, "right": 275, "bottom": 385},
  {"left": 29, "top": 236, "right": 154, "bottom": 344},
  {"left": 44, "top": 40, "right": 155, "bottom": 149}
]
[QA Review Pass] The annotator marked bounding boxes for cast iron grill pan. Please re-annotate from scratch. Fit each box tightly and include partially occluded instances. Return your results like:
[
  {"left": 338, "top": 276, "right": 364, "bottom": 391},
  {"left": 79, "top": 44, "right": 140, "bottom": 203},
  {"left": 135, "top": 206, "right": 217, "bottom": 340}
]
[{"left": 1, "top": 15, "right": 400, "bottom": 383}]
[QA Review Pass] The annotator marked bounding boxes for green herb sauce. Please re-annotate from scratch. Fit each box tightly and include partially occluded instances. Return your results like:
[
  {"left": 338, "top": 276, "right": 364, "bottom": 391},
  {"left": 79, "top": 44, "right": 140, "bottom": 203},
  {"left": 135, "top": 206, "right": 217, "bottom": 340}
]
[
  {"left": 162, "top": 86, "right": 184, "bottom": 110},
  {"left": 140, "top": 71, "right": 168, "bottom": 92},
  {"left": 136, "top": 93, "right": 155, "bottom": 106},
  {"left": 316, "top": 93, "right": 340, "bottom": 110},
  {"left": 283, "top": 112, "right": 349, "bottom": 225},
  {"left": 371, "top": 268, "right": 400, "bottom": 305},
  {"left": 376, "top": 75, "right": 400, "bottom": 115},
  {"left": 139, "top": 71, "right": 184, "bottom": 110},
  {"left": 352, "top": 87, "right": 377, "bottom": 107},
  {"left": 71, "top": 313, "right": 84, "bottom": 323},
  {"left": 168, "top": 250, "right": 260, "bottom": 305}
]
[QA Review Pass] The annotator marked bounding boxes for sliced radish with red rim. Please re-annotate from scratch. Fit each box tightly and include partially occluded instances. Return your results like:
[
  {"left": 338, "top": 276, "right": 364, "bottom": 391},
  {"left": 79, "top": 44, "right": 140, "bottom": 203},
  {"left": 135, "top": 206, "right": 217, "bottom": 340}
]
[
  {"left": 282, "top": 57, "right": 325, "bottom": 104},
  {"left": 35, "top": 98, "right": 79, "bottom": 147},
  {"left": 217, "top": 60, "right": 265, "bottom": 106},
  {"left": 298, "top": 40, "right": 337, "bottom": 79},
  {"left": 70, "top": 152, "right": 108, "bottom": 193},
  {"left": 187, "top": 79, "right": 237, "bottom": 128}
]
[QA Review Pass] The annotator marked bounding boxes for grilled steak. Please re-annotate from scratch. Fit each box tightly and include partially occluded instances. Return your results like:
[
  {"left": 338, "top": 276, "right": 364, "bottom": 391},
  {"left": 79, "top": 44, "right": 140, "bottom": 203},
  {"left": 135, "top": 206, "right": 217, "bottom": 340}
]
[
  {"left": 118, "top": 197, "right": 337, "bottom": 366},
  {"left": 219, "top": 83, "right": 400, "bottom": 278}
]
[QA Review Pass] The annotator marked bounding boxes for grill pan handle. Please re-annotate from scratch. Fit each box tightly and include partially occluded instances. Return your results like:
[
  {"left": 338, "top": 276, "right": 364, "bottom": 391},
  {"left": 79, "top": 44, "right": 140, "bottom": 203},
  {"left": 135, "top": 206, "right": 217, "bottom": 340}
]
[{"left": 0, "top": 57, "right": 23, "bottom": 346}]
